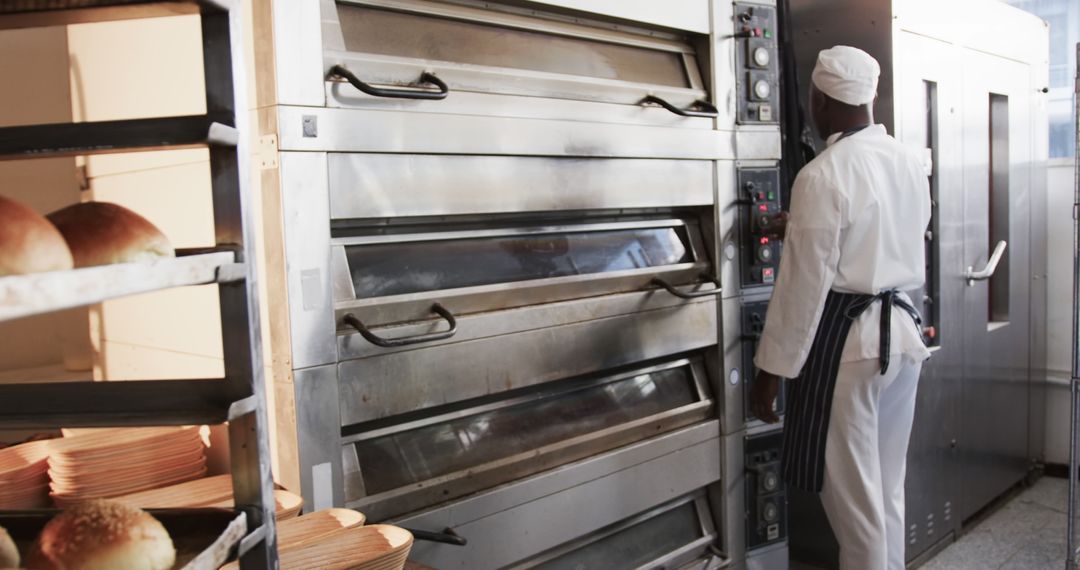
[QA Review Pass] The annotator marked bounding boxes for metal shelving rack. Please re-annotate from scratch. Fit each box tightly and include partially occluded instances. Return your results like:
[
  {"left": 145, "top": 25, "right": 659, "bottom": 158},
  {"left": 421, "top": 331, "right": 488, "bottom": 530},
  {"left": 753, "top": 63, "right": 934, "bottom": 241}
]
[{"left": 0, "top": 1, "right": 278, "bottom": 567}]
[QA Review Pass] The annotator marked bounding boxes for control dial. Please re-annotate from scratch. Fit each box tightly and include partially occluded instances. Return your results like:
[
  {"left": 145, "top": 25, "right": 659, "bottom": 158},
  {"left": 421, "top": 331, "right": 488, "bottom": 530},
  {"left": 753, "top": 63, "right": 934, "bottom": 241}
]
[
  {"left": 757, "top": 245, "right": 773, "bottom": 262},
  {"left": 762, "top": 470, "right": 780, "bottom": 492},
  {"left": 754, "top": 79, "right": 771, "bottom": 100},
  {"left": 753, "top": 47, "right": 771, "bottom": 67},
  {"left": 762, "top": 501, "right": 780, "bottom": 523}
]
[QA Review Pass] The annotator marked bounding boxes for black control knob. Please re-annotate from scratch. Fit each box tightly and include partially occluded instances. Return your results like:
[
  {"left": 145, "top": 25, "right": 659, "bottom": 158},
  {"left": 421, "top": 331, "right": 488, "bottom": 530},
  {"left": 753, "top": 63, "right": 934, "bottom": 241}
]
[
  {"left": 762, "top": 500, "right": 780, "bottom": 523},
  {"left": 757, "top": 245, "right": 773, "bottom": 262},
  {"left": 761, "top": 470, "right": 780, "bottom": 492},
  {"left": 744, "top": 180, "right": 757, "bottom": 192}
]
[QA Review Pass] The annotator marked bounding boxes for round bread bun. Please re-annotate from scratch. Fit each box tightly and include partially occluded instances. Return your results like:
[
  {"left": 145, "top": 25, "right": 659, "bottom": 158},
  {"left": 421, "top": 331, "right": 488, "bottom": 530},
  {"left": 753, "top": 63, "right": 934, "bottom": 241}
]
[
  {"left": 0, "top": 525, "right": 18, "bottom": 569},
  {"left": 0, "top": 195, "right": 74, "bottom": 276},
  {"left": 25, "top": 500, "right": 175, "bottom": 570},
  {"left": 46, "top": 202, "right": 174, "bottom": 268}
]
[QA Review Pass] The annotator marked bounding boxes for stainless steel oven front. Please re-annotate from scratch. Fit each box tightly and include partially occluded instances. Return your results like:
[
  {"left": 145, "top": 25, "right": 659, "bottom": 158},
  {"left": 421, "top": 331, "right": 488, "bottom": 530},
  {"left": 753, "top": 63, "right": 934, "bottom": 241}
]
[{"left": 256, "top": 0, "right": 781, "bottom": 567}]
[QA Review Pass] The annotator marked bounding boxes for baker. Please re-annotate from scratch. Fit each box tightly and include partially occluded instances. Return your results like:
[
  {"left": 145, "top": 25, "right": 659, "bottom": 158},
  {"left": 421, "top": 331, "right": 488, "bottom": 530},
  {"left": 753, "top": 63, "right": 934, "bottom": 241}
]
[{"left": 750, "top": 45, "right": 932, "bottom": 570}]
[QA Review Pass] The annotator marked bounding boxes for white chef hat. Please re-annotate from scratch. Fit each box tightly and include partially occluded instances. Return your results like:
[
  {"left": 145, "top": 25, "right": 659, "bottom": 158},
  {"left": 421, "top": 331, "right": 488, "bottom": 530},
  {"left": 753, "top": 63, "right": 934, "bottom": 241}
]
[{"left": 811, "top": 46, "right": 880, "bottom": 106}]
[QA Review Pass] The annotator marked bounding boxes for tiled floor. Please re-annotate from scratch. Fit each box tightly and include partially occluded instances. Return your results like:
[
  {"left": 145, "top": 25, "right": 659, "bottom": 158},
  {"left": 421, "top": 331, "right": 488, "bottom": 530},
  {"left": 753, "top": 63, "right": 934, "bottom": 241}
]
[{"left": 921, "top": 477, "right": 1070, "bottom": 569}]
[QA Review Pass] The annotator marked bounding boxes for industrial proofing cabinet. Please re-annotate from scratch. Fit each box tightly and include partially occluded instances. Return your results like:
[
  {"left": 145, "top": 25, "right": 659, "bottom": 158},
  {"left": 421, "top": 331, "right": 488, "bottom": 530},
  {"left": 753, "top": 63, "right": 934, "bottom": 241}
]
[
  {"left": 251, "top": 0, "right": 789, "bottom": 568},
  {"left": 786, "top": 0, "right": 1050, "bottom": 566}
]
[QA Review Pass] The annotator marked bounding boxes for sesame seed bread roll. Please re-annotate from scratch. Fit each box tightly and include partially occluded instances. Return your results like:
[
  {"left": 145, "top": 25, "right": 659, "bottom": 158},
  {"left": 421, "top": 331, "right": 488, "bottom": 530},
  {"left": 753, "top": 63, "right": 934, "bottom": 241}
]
[{"left": 26, "top": 500, "right": 175, "bottom": 570}]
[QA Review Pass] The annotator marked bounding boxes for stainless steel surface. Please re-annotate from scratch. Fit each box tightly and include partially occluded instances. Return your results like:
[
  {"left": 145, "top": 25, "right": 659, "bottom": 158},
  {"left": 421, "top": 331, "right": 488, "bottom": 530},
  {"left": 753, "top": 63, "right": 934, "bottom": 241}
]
[
  {"left": 746, "top": 542, "right": 788, "bottom": 570},
  {"left": 716, "top": 431, "right": 747, "bottom": 566},
  {"left": 959, "top": 47, "right": 1033, "bottom": 521},
  {"left": 276, "top": 105, "right": 735, "bottom": 158},
  {"left": 509, "top": 0, "right": 711, "bottom": 34},
  {"left": 338, "top": 294, "right": 718, "bottom": 424},
  {"left": 515, "top": 494, "right": 719, "bottom": 570},
  {"left": 330, "top": 218, "right": 713, "bottom": 325},
  {"left": 259, "top": 1, "right": 785, "bottom": 567},
  {"left": 292, "top": 365, "right": 344, "bottom": 510},
  {"left": 327, "top": 154, "right": 714, "bottom": 219},
  {"left": 344, "top": 359, "right": 713, "bottom": 519},
  {"left": 279, "top": 152, "right": 336, "bottom": 370},
  {"left": 965, "top": 240, "right": 1008, "bottom": 285},
  {"left": 788, "top": 0, "right": 1046, "bottom": 563},
  {"left": 394, "top": 421, "right": 722, "bottom": 569},
  {"left": 1069, "top": 41, "right": 1080, "bottom": 570}
]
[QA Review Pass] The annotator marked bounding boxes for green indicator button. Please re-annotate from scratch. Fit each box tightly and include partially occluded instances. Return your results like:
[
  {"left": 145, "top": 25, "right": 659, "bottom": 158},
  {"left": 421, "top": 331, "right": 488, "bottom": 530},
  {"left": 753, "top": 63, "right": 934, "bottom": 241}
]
[
  {"left": 764, "top": 29, "right": 773, "bottom": 38},
  {"left": 767, "top": 192, "right": 776, "bottom": 200}
]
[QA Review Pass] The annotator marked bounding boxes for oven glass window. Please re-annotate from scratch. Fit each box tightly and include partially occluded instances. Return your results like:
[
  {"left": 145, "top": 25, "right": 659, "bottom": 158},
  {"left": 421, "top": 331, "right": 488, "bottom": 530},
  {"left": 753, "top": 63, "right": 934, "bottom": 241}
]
[
  {"left": 355, "top": 365, "right": 698, "bottom": 495},
  {"left": 533, "top": 501, "right": 704, "bottom": 570},
  {"left": 346, "top": 226, "right": 692, "bottom": 298},
  {"left": 337, "top": 4, "right": 692, "bottom": 88}
]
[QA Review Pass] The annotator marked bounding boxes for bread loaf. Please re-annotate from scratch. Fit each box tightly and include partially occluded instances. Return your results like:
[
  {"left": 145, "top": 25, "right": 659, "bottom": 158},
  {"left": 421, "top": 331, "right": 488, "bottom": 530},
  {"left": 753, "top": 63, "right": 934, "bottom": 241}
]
[
  {"left": 0, "top": 195, "right": 73, "bottom": 276},
  {"left": 25, "top": 500, "right": 175, "bottom": 570},
  {"left": 47, "top": 202, "right": 174, "bottom": 268},
  {"left": 0, "top": 525, "right": 18, "bottom": 569}
]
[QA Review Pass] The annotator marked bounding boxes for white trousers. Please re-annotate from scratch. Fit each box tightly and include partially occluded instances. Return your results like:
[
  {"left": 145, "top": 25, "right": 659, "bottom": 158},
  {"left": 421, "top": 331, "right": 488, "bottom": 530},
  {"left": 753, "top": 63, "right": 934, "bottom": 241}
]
[{"left": 819, "top": 355, "right": 923, "bottom": 570}]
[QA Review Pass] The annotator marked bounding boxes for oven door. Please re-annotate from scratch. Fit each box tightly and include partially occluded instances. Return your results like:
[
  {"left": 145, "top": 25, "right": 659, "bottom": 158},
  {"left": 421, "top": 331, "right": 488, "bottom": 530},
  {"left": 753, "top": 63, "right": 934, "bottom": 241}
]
[
  {"left": 322, "top": 0, "right": 716, "bottom": 121},
  {"left": 514, "top": 494, "right": 722, "bottom": 570},
  {"left": 331, "top": 217, "right": 715, "bottom": 328},
  {"left": 343, "top": 356, "right": 714, "bottom": 520}
]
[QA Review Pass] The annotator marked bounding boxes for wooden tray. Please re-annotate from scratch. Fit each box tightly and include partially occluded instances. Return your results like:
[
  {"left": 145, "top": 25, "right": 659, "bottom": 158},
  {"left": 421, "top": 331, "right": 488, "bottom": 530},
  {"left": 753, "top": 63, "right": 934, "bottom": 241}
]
[
  {"left": 223, "top": 524, "right": 410, "bottom": 570},
  {"left": 0, "top": 508, "right": 247, "bottom": 570},
  {"left": 278, "top": 525, "right": 412, "bottom": 570},
  {"left": 0, "top": 440, "right": 50, "bottom": 482},
  {"left": 116, "top": 474, "right": 233, "bottom": 508},
  {"left": 51, "top": 466, "right": 208, "bottom": 505},
  {"left": 276, "top": 508, "right": 366, "bottom": 550}
]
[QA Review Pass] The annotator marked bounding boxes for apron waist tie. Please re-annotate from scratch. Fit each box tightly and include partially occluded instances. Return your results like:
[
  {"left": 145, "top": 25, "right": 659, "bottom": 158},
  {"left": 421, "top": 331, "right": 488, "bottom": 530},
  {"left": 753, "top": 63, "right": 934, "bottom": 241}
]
[{"left": 843, "top": 290, "right": 923, "bottom": 375}]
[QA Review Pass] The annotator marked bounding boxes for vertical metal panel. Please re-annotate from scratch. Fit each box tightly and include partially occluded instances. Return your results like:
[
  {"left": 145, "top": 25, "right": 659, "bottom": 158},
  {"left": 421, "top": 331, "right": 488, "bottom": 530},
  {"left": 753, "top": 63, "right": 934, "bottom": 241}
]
[
  {"left": 273, "top": 0, "right": 326, "bottom": 106},
  {"left": 959, "top": 49, "right": 1033, "bottom": 521},
  {"left": 280, "top": 152, "right": 336, "bottom": 369},
  {"left": 893, "top": 30, "right": 965, "bottom": 557},
  {"left": 526, "top": 0, "right": 711, "bottom": 34},
  {"left": 709, "top": 0, "right": 737, "bottom": 130},
  {"left": 293, "top": 364, "right": 344, "bottom": 509}
]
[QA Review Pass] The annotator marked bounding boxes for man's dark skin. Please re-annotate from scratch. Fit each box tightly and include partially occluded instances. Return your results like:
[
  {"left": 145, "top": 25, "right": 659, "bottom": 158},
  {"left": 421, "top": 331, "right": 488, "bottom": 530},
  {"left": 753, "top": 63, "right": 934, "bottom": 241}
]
[{"left": 750, "top": 84, "right": 877, "bottom": 424}]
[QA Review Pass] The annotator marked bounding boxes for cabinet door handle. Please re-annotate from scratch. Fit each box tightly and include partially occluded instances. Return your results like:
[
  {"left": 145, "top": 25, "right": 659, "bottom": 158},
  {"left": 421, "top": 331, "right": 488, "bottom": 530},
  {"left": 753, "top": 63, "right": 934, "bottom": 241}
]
[
  {"left": 965, "top": 240, "right": 1007, "bottom": 286},
  {"left": 640, "top": 94, "right": 719, "bottom": 118},
  {"left": 328, "top": 64, "right": 449, "bottom": 100},
  {"left": 343, "top": 303, "right": 457, "bottom": 348},
  {"left": 650, "top": 275, "right": 722, "bottom": 299}
]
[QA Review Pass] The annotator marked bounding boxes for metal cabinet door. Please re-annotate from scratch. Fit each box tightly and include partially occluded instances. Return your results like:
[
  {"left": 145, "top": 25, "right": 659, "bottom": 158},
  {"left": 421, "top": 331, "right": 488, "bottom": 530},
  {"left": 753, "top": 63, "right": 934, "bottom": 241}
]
[
  {"left": 894, "top": 30, "right": 965, "bottom": 560},
  {"left": 959, "top": 50, "right": 1035, "bottom": 522}
]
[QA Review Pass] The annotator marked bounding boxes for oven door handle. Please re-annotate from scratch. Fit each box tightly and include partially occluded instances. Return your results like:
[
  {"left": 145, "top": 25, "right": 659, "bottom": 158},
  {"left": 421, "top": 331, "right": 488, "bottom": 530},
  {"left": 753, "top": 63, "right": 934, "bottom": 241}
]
[
  {"left": 650, "top": 275, "right": 722, "bottom": 299},
  {"left": 639, "top": 94, "right": 719, "bottom": 118},
  {"left": 328, "top": 64, "right": 449, "bottom": 100},
  {"left": 402, "top": 527, "right": 468, "bottom": 547},
  {"left": 343, "top": 303, "right": 457, "bottom": 348}
]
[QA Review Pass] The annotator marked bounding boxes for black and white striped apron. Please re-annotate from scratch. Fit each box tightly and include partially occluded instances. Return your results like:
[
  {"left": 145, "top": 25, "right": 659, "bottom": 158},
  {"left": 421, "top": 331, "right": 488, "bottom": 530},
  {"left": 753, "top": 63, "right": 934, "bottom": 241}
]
[{"left": 780, "top": 289, "right": 922, "bottom": 493}]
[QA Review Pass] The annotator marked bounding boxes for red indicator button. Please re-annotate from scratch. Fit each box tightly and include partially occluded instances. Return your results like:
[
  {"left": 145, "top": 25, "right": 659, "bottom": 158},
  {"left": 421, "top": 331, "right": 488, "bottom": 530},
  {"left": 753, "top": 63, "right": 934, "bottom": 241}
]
[
  {"left": 758, "top": 204, "right": 768, "bottom": 212},
  {"left": 760, "top": 237, "right": 770, "bottom": 245},
  {"left": 754, "top": 27, "right": 762, "bottom": 37}
]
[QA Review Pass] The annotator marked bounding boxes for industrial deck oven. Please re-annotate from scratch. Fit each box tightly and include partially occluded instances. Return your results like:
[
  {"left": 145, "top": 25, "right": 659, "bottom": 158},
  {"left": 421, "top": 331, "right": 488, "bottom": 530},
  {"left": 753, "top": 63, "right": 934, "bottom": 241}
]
[{"left": 252, "top": 1, "right": 787, "bottom": 567}]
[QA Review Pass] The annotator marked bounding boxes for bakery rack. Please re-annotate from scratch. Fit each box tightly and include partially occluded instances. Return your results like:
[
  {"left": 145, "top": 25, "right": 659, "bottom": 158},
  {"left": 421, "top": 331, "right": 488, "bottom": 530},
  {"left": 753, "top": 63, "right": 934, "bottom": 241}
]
[{"left": 0, "top": 1, "right": 278, "bottom": 568}]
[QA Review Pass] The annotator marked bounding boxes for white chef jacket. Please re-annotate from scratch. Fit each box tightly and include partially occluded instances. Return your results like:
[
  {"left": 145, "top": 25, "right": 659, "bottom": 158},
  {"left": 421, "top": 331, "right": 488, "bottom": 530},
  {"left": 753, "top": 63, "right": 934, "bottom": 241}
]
[{"left": 754, "top": 124, "right": 932, "bottom": 379}]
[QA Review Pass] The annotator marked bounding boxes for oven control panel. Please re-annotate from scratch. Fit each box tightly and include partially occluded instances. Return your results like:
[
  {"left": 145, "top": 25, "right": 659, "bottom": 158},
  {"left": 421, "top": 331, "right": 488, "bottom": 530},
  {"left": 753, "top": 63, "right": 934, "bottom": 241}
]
[
  {"left": 746, "top": 429, "right": 787, "bottom": 550},
  {"left": 742, "top": 300, "right": 785, "bottom": 422},
  {"left": 735, "top": 3, "right": 780, "bottom": 124},
  {"left": 738, "top": 167, "right": 783, "bottom": 287}
]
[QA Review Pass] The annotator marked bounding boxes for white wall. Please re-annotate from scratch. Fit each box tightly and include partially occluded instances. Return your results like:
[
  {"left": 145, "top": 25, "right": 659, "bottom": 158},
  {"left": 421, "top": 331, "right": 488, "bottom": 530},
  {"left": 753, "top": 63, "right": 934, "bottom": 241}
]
[{"left": 1043, "top": 159, "right": 1074, "bottom": 464}]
